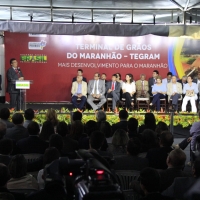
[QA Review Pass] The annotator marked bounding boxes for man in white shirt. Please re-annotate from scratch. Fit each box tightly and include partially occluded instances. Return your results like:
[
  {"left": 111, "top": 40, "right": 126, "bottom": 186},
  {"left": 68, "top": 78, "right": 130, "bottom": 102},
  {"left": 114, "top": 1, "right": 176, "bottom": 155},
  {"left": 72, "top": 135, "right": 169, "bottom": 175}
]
[{"left": 87, "top": 73, "right": 106, "bottom": 111}]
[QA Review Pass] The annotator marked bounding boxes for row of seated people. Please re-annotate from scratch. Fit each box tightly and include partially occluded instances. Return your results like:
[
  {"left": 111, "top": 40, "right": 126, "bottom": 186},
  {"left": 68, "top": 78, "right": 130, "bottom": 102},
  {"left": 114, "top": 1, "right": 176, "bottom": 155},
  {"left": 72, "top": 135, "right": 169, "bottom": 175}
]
[
  {"left": 71, "top": 70, "right": 199, "bottom": 112},
  {"left": 0, "top": 107, "right": 199, "bottom": 199}
]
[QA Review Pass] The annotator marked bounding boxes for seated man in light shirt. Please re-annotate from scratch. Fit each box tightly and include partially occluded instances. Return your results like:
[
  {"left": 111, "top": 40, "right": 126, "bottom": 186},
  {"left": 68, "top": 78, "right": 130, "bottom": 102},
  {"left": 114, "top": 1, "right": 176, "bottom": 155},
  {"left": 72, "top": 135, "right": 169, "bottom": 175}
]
[
  {"left": 167, "top": 76, "right": 182, "bottom": 111},
  {"left": 87, "top": 73, "right": 106, "bottom": 111},
  {"left": 162, "top": 72, "right": 173, "bottom": 88},
  {"left": 71, "top": 75, "right": 87, "bottom": 111},
  {"left": 182, "top": 76, "right": 198, "bottom": 113}
]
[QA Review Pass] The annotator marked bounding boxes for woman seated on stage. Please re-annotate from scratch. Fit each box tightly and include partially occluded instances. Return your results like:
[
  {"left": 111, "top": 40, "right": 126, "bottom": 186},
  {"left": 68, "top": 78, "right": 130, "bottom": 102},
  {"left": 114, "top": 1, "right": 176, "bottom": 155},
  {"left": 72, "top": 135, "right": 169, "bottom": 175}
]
[
  {"left": 149, "top": 76, "right": 166, "bottom": 111},
  {"left": 122, "top": 74, "right": 136, "bottom": 111},
  {"left": 182, "top": 75, "right": 198, "bottom": 113}
]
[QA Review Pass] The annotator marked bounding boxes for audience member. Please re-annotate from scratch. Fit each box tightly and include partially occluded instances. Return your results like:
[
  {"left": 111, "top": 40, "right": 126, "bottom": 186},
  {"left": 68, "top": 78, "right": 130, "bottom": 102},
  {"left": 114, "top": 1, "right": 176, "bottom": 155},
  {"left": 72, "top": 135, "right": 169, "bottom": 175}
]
[
  {"left": 139, "top": 167, "right": 171, "bottom": 200},
  {"left": 0, "top": 120, "right": 7, "bottom": 140},
  {"left": 39, "top": 121, "right": 55, "bottom": 142},
  {"left": 49, "top": 134, "right": 64, "bottom": 154},
  {"left": 98, "top": 120, "right": 112, "bottom": 139},
  {"left": 56, "top": 121, "right": 78, "bottom": 154},
  {"left": 113, "top": 138, "right": 148, "bottom": 170},
  {"left": 146, "top": 131, "right": 174, "bottom": 169},
  {"left": 112, "top": 110, "right": 128, "bottom": 134},
  {"left": 107, "top": 129, "right": 129, "bottom": 156},
  {"left": 17, "top": 121, "right": 48, "bottom": 154},
  {"left": 127, "top": 117, "right": 139, "bottom": 138},
  {"left": 138, "top": 113, "right": 156, "bottom": 133},
  {"left": 5, "top": 113, "right": 28, "bottom": 142},
  {"left": 7, "top": 154, "right": 38, "bottom": 190},
  {"left": 46, "top": 108, "right": 59, "bottom": 127},
  {"left": 0, "top": 163, "right": 25, "bottom": 200},
  {"left": 84, "top": 120, "right": 98, "bottom": 136},
  {"left": 37, "top": 147, "right": 60, "bottom": 190},
  {"left": 162, "top": 155, "right": 200, "bottom": 199},
  {"left": 96, "top": 110, "right": 106, "bottom": 122},
  {"left": 69, "top": 120, "right": 84, "bottom": 141},
  {"left": 0, "top": 139, "right": 13, "bottom": 166},
  {"left": 23, "top": 108, "right": 35, "bottom": 128},
  {"left": 72, "top": 111, "right": 82, "bottom": 121},
  {"left": 0, "top": 107, "right": 14, "bottom": 128},
  {"left": 155, "top": 121, "right": 169, "bottom": 137}
]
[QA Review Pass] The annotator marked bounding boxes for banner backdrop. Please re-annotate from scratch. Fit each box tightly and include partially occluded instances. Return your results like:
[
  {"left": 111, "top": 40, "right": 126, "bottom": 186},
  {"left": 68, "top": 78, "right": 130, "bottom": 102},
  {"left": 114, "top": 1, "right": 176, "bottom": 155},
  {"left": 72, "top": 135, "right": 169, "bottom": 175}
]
[{"left": 4, "top": 32, "right": 200, "bottom": 102}]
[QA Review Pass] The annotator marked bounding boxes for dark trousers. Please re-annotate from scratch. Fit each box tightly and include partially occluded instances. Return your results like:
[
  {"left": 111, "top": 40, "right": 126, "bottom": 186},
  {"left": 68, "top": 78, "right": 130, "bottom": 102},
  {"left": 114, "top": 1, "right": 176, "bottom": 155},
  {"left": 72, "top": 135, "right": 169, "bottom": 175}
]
[
  {"left": 171, "top": 93, "right": 181, "bottom": 110},
  {"left": 122, "top": 92, "right": 132, "bottom": 109},
  {"left": 9, "top": 92, "right": 23, "bottom": 111},
  {"left": 71, "top": 96, "right": 86, "bottom": 110},
  {"left": 152, "top": 93, "right": 165, "bottom": 111}
]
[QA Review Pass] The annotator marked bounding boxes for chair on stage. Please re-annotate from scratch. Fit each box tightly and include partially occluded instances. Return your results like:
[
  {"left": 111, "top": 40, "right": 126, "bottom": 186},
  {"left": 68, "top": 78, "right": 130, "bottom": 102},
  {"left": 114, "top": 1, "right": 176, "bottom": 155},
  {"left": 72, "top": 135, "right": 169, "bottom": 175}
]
[
  {"left": 106, "top": 98, "right": 113, "bottom": 111},
  {"left": 160, "top": 98, "right": 167, "bottom": 111},
  {"left": 136, "top": 97, "right": 149, "bottom": 110},
  {"left": 121, "top": 98, "right": 134, "bottom": 110}
]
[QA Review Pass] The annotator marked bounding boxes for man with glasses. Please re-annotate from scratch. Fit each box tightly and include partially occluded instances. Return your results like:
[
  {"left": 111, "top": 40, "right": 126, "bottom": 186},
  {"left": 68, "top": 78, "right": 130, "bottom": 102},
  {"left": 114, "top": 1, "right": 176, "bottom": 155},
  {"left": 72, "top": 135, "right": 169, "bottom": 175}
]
[{"left": 87, "top": 73, "right": 106, "bottom": 111}]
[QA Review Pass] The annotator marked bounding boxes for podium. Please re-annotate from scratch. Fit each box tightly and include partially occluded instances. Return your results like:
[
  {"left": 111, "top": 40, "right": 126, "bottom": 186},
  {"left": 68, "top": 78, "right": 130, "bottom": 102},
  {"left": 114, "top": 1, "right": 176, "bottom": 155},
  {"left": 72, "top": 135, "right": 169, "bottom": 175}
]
[{"left": 14, "top": 80, "right": 33, "bottom": 111}]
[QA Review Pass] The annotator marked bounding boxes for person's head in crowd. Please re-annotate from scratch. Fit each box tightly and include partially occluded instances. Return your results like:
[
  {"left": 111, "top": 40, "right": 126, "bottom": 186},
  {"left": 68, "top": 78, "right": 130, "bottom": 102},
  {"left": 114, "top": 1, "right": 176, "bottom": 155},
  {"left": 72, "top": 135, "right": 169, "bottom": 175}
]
[
  {"left": 119, "top": 110, "right": 128, "bottom": 121},
  {"left": 112, "top": 129, "right": 129, "bottom": 147},
  {"left": 27, "top": 121, "right": 40, "bottom": 136},
  {"left": 141, "top": 129, "right": 159, "bottom": 151},
  {"left": 24, "top": 108, "right": 34, "bottom": 121},
  {"left": 89, "top": 131, "right": 105, "bottom": 150},
  {"left": 0, "top": 121, "right": 6, "bottom": 140},
  {"left": 94, "top": 72, "right": 100, "bottom": 80},
  {"left": 84, "top": 120, "right": 98, "bottom": 136},
  {"left": 70, "top": 120, "right": 84, "bottom": 139},
  {"left": 98, "top": 121, "right": 112, "bottom": 138},
  {"left": 152, "top": 70, "right": 159, "bottom": 78},
  {"left": 0, "top": 107, "right": 11, "bottom": 121},
  {"left": 56, "top": 121, "right": 69, "bottom": 137},
  {"left": 96, "top": 110, "right": 106, "bottom": 122},
  {"left": 40, "top": 121, "right": 55, "bottom": 142},
  {"left": 192, "top": 155, "right": 200, "bottom": 178},
  {"left": 144, "top": 113, "right": 156, "bottom": 131},
  {"left": 127, "top": 138, "right": 141, "bottom": 156},
  {"left": 167, "top": 149, "right": 186, "bottom": 169},
  {"left": 72, "top": 111, "right": 82, "bottom": 121},
  {"left": 128, "top": 118, "right": 138, "bottom": 132},
  {"left": 140, "top": 74, "right": 146, "bottom": 81},
  {"left": 116, "top": 73, "right": 121, "bottom": 81},
  {"left": 12, "top": 113, "right": 24, "bottom": 125},
  {"left": 0, "top": 139, "right": 13, "bottom": 155},
  {"left": 101, "top": 73, "right": 107, "bottom": 81},
  {"left": 77, "top": 69, "right": 83, "bottom": 76},
  {"left": 166, "top": 72, "right": 173, "bottom": 81},
  {"left": 112, "top": 74, "right": 117, "bottom": 82},
  {"left": 159, "top": 131, "right": 174, "bottom": 147},
  {"left": 46, "top": 108, "right": 59, "bottom": 126},
  {"left": 140, "top": 167, "right": 160, "bottom": 195},
  {"left": 187, "top": 75, "right": 193, "bottom": 83},
  {"left": 8, "top": 154, "right": 27, "bottom": 179},
  {"left": 155, "top": 121, "right": 169, "bottom": 137},
  {"left": 125, "top": 73, "right": 133, "bottom": 83},
  {"left": 76, "top": 75, "right": 83, "bottom": 83},
  {"left": 49, "top": 134, "right": 64, "bottom": 153},
  {"left": 171, "top": 75, "right": 177, "bottom": 84},
  {"left": 181, "top": 75, "right": 187, "bottom": 83},
  {"left": 43, "top": 147, "right": 60, "bottom": 168},
  {"left": 156, "top": 75, "right": 162, "bottom": 84},
  {"left": 0, "top": 163, "right": 10, "bottom": 187}
]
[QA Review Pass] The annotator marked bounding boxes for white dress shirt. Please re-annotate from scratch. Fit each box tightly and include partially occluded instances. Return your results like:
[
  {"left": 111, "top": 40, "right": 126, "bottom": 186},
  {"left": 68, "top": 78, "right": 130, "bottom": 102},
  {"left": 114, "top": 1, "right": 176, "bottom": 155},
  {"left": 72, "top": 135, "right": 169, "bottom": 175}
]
[{"left": 122, "top": 82, "right": 136, "bottom": 93}]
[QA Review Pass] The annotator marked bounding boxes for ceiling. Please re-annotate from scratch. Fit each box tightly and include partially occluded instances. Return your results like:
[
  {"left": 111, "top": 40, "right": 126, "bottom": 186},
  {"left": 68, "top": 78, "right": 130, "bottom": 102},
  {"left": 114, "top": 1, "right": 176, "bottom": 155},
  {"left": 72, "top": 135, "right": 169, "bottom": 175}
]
[{"left": 0, "top": 0, "right": 200, "bottom": 23}]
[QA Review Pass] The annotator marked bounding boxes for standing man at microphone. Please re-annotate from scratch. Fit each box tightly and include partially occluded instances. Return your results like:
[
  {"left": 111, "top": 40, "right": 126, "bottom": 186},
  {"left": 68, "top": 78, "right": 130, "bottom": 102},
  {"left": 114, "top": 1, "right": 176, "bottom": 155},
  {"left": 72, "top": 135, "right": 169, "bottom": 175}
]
[{"left": 7, "top": 58, "right": 24, "bottom": 110}]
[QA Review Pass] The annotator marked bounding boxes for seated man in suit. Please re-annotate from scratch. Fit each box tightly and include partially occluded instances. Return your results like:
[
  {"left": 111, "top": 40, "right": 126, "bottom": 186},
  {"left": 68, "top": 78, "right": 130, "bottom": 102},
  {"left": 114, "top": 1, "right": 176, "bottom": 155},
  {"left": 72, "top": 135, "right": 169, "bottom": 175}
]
[
  {"left": 72, "top": 69, "right": 87, "bottom": 82},
  {"left": 136, "top": 74, "right": 149, "bottom": 100},
  {"left": 146, "top": 131, "right": 174, "bottom": 169},
  {"left": 148, "top": 70, "right": 159, "bottom": 96},
  {"left": 87, "top": 73, "right": 106, "bottom": 111},
  {"left": 71, "top": 75, "right": 87, "bottom": 111},
  {"left": 106, "top": 74, "right": 121, "bottom": 112},
  {"left": 101, "top": 73, "right": 107, "bottom": 85},
  {"left": 167, "top": 75, "right": 182, "bottom": 111},
  {"left": 17, "top": 121, "right": 49, "bottom": 154}
]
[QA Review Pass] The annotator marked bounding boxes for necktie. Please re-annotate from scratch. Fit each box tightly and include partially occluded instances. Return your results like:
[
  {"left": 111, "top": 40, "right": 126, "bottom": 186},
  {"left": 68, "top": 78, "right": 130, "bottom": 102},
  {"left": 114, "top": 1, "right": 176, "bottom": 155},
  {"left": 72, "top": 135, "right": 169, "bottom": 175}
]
[
  {"left": 111, "top": 82, "right": 114, "bottom": 90},
  {"left": 15, "top": 69, "right": 20, "bottom": 78},
  {"left": 94, "top": 80, "right": 97, "bottom": 95},
  {"left": 154, "top": 79, "right": 156, "bottom": 84},
  {"left": 142, "top": 81, "right": 144, "bottom": 91}
]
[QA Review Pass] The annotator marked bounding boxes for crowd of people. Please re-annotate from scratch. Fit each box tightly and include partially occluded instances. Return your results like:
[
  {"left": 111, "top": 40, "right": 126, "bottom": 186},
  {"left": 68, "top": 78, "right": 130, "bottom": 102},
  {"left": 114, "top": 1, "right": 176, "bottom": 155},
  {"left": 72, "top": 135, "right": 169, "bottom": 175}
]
[
  {"left": 0, "top": 107, "right": 200, "bottom": 199},
  {"left": 71, "top": 69, "right": 200, "bottom": 113}
]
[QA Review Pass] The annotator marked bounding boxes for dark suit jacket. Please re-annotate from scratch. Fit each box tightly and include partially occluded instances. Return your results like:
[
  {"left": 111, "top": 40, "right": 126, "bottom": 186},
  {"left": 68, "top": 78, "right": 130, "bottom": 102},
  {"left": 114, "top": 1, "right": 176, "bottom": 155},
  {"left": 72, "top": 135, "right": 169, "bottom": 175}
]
[
  {"left": 62, "top": 136, "right": 79, "bottom": 154},
  {"left": 16, "top": 136, "right": 49, "bottom": 154},
  {"left": 177, "top": 79, "right": 187, "bottom": 89},
  {"left": 72, "top": 76, "right": 87, "bottom": 82},
  {"left": 113, "top": 154, "right": 149, "bottom": 170},
  {"left": 106, "top": 81, "right": 121, "bottom": 96},
  {"left": 1, "top": 119, "right": 14, "bottom": 128},
  {"left": 148, "top": 77, "right": 156, "bottom": 95},
  {"left": 146, "top": 146, "right": 173, "bottom": 169},
  {"left": 112, "top": 121, "right": 128, "bottom": 134},
  {"left": 0, "top": 155, "right": 12, "bottom": 166},
  {"left": 7, "top": 67, "right": 24, "bottom": 93},
  {"left": 5, "top": 125, "right": 29, "bottom": 143}
]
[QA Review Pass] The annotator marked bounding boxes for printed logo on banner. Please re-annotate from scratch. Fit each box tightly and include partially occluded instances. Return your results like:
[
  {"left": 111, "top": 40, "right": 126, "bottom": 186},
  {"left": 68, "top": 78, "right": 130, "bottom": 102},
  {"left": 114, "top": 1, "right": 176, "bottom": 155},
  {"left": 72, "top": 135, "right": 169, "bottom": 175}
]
[
  {"left": 29, "top": 34, "right": 47, "bottom": 37},
  {"left": 20, "top": 54, "right": 47, "bottom": 63},
  {"left": 28, "top": 40, "right": 47, "bottom": 50}
]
